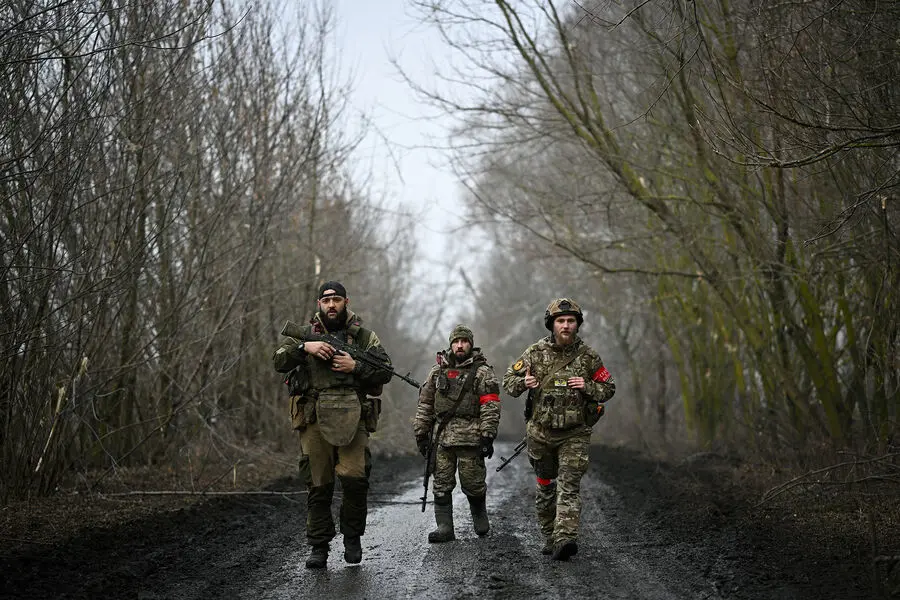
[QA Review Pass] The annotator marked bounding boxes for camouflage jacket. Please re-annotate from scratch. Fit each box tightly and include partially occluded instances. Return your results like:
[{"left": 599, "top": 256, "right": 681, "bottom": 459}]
[
  {"left": 272, "top": 310, "right": 392, "bottom": 395},
  {"left": 503, "top": 335, "right": 615, "bottom": 439},
  {"left": 414, "top": 348, "right": 501, "bottom": 447}
]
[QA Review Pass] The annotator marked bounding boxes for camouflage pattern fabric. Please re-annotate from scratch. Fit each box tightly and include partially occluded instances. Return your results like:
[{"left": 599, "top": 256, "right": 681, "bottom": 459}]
[
  {"left": 273, "top": 310, "right": 391, "bottom": 396},
  {"left": 529, "top": 427, "right": 591, "bottom": 544},
  {"left": 432, "top": 445, "right": 486, "bottom": 497},
  {"left": 413, "top": 348, "right": 501, "bottom": 447},
  {"left": 503, "top": 335, "right": 615, "bottom": 440},
  {"left": 503, "top": 334, "right": 616, "bottom": 546}
]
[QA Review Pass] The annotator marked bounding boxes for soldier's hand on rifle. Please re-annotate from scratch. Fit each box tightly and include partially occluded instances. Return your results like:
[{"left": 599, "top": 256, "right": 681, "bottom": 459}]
[
  {"left": 416, "top": 435, "right": 430, "bottom": 457},
  {"left": 479, "top": 436, "right": 494, "bottom": 459},
  {"left": 304, "top": 341, "right": 335, "bottom": 361},
  {"left": 331, "top": 352, "right": 356, "bottom": 373},
  {"left": 524, "top": 366, "right": 539, "bottom": 389}
]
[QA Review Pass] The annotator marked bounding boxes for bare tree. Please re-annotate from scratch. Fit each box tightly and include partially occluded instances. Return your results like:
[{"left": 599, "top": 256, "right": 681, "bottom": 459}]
[
  {"left": 0, "top": 0, "right": 426, "bottom": 501},
  {"left": 406, "top": 0, "right": 899, "bottom": 459}
]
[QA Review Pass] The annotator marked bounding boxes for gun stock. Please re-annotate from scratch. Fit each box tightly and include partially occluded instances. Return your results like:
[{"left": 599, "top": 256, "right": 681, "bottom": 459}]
[{"left": 420, "top": 441, "right": 433, "bottom": 512}]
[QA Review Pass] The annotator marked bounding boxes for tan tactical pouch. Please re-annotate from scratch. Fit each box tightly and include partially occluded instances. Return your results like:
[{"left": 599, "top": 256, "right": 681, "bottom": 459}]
[
  {"left": 290, "top": 395, "right": 316, "bottom": 430},
  {"left": 316, "top": 389, "right": 362, "bottom": 446},
  {"left": 362, "top": 396, "right": 381, "bottom": 433}
]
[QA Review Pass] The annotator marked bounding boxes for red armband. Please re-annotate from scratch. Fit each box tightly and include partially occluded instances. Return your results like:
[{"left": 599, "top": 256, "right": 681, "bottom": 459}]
[
  {"left": 591, "top": 366, "right": 611, "bottom": 383},
  {"left": 479, "top": 393, "right": 499, "bottom": 405}
]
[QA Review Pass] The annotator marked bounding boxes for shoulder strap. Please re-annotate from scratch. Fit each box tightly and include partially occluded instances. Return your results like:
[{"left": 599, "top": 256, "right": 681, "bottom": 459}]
[
  {"left": 353, "top": 326, "right": 375, "bottom": 349},
  {"left": 545, "top": 346, "right": 588, "bottom": 379},
  {"left": 434, "top": 357, "right": 483, "bottom": 429}
]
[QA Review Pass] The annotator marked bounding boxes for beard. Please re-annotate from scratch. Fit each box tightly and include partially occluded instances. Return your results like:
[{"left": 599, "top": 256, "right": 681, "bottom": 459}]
[
  {"left": 320, "top": 307, "right": 348, "bottom": 331},
  {"left": 453, "top": 347, "right": 473, "bottom": 363},
  {"left": 554, "top": 327, "right": 577, "bottom": 345}
]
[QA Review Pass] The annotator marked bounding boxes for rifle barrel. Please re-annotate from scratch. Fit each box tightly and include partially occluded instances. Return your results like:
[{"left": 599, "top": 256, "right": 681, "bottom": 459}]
[
  {"left": 495, "top": 438, "right": 527, "bottom": 472},
  {"left": 313, "top": 333, "right": 421, "bottom": 388}
]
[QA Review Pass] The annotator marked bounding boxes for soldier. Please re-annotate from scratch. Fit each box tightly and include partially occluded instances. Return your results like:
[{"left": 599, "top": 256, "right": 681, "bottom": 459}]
[
  {"left": 502, "top": 298, "right": 615, "bottom": 561},
  {"left": 272, "top": 281, "right": 392, "bottom": 569},
  {"left": 414, "top": 325, "right": 501, "bottom": 542}
]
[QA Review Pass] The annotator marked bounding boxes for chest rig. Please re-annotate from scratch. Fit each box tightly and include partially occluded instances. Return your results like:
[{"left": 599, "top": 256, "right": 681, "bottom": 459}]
[
  {"left": 533, "top": 345, "right": 589, "bottom": 430},
  {"left": 434, "top": 358, "right": 483, "bottom": 419},
  {"left": 301, "top": 321, "right": 372, "bottom": 392}
]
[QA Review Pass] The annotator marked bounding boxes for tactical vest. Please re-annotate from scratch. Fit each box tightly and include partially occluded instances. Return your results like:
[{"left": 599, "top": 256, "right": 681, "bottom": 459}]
[
  {"left": 533, "top": 347, "right": 589, "bottom": 430},
  {"left": 299, "top": 322, "right": 375, "bottom": 393},
  {"left": 433, "top": 362, "right": 482, "bottom": 419},
  {"left": 297, "top": 320, "right": 377, "bottom": 445}
]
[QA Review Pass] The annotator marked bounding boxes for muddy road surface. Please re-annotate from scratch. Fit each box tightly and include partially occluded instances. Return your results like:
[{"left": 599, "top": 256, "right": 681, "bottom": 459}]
[{"left": 1, "top": 442, "right": 888, "bottom": 599}]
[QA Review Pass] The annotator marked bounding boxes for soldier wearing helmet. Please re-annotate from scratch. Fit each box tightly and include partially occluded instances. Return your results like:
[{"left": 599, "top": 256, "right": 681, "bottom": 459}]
[
  {"left": 414, "top": 324, "right": 501, "bottom": 543},
  {"left": 502, "top": 298, "right": 616, "bottom": 561}
]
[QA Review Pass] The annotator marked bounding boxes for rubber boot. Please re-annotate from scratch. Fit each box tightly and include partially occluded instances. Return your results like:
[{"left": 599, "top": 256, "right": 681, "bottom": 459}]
[
  {"left": 343, "top": 535, "right": 362, "bottom": 564},
  {"left": 305, "top": 543, "right": 328, "bottom": 569},
  {"left": 427, "top": 494, "right": 455, "bottom": 543},
  {"left": 467, "top": 494, "right": 490, "bottom": 536}
]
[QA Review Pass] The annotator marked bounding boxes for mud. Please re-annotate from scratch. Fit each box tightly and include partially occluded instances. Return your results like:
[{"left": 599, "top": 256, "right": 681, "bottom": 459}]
[{"left": 1, "top": 444, "right": 895, "bottom": 599}]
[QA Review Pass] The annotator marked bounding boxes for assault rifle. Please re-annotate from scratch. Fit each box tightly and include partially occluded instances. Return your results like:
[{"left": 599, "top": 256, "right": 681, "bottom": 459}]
[
  {"left": 281, "top": 320, "right": 421, "bottom": 389},
  {"left": 421, "top": 434, "right": 436, "bottom": 512},
  {"left": 420, "top": 357, "right": 484, "bottom": 511},
  {"left": 523, "top": 386, "right": 536, "bottom": 421},
  {"left": 495, "top": 437, "right": 527, "bottom": 472},
  {"left": 497, "top": 386, "right": 535, "bottom": 473}
]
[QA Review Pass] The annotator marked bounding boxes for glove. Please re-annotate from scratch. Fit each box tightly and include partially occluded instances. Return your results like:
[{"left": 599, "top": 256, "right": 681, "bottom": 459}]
[
  {"left": 479, "top": 436, "right": 494, "bottom": 459},
  {"left": 416, "top": 435, "right": 430, "bottom": 457}
]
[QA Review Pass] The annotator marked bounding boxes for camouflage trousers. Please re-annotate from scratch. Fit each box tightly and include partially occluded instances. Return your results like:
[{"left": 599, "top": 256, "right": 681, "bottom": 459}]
[
  {"left": 432, "top": 445, "right": 486, "bottom": 498},
  {"left": 297, "top": 424, "right": 371, "bottom": 547},
  {"left": 527, "top": 426, "right": 590, "bottom": 544}
]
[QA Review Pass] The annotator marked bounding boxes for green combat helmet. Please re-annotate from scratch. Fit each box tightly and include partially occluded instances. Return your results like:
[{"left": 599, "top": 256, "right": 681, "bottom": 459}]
[{"left": 544, "top": 298, "right": 583, "bottom": 331}]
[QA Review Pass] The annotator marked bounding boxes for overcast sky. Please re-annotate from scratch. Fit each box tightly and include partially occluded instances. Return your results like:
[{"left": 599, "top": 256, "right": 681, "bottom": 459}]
[{"left": 333, "top": 1, "right": 462, "bottom": 272}]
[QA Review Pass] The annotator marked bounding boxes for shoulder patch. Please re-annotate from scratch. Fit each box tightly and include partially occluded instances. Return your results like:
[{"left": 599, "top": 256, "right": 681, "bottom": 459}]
[{"left": 512, "top": 359, "right": 525, "bottom": 373}]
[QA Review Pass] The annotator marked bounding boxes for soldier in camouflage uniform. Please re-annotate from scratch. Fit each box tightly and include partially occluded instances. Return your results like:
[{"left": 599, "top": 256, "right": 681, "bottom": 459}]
[
  {"left": 272, "top": 281, "right": 392, "bottom": 569},
  {"left": 502, "top": 298, "right": 615, "bottom": 561},
  {"left": 414, "top": 325, "right": 501, "bottom": 542}
]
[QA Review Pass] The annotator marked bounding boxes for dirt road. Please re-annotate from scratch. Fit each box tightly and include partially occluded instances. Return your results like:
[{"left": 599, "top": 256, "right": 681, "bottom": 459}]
[{"left": 1, "top": 443, "right": 890, "bottom": 599}]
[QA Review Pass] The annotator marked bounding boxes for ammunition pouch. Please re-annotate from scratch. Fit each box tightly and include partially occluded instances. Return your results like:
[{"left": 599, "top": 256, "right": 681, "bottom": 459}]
[
  {"left": 535, "top": 393, "right": 586, "bottom": 430},
  {"left": 362, "top": 396, "right": 381, "bottom": 433},
  {"left": 290, "top": 395, "right": 317, "bottom": 430},
  {"left": 284, "top": 363, "right": 310, "bottom": 396}
]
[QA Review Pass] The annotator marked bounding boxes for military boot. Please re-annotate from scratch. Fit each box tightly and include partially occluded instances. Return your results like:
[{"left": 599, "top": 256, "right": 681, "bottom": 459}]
[
  {"left": 541, "top": 537, "right": 554, "bottom": 555},
  {"left": 467, "top": 494, "right": 490, "bottom": 536},
  {"left": 305, "top": 543, "right": 329, "bottom": 569},
  {"left": 343, "top": 536, "right": 362, "bottom": 564},
  {"left": 551, "top": 540, "right": 578, "bottom": 561},
  {"left": 427, "top": 494, "right": 455, "bottom": 543}
]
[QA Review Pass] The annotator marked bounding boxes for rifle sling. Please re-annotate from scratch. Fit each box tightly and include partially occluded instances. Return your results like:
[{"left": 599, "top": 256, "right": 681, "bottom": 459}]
[{"left": 428, "top": 358, "right": 483, "bottom": 469}]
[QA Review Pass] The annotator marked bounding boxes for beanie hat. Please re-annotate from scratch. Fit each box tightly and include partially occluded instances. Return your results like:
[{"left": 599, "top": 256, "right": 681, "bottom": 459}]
[{"left": 448, "top": 324, "right": 474, "bottom": 345}]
